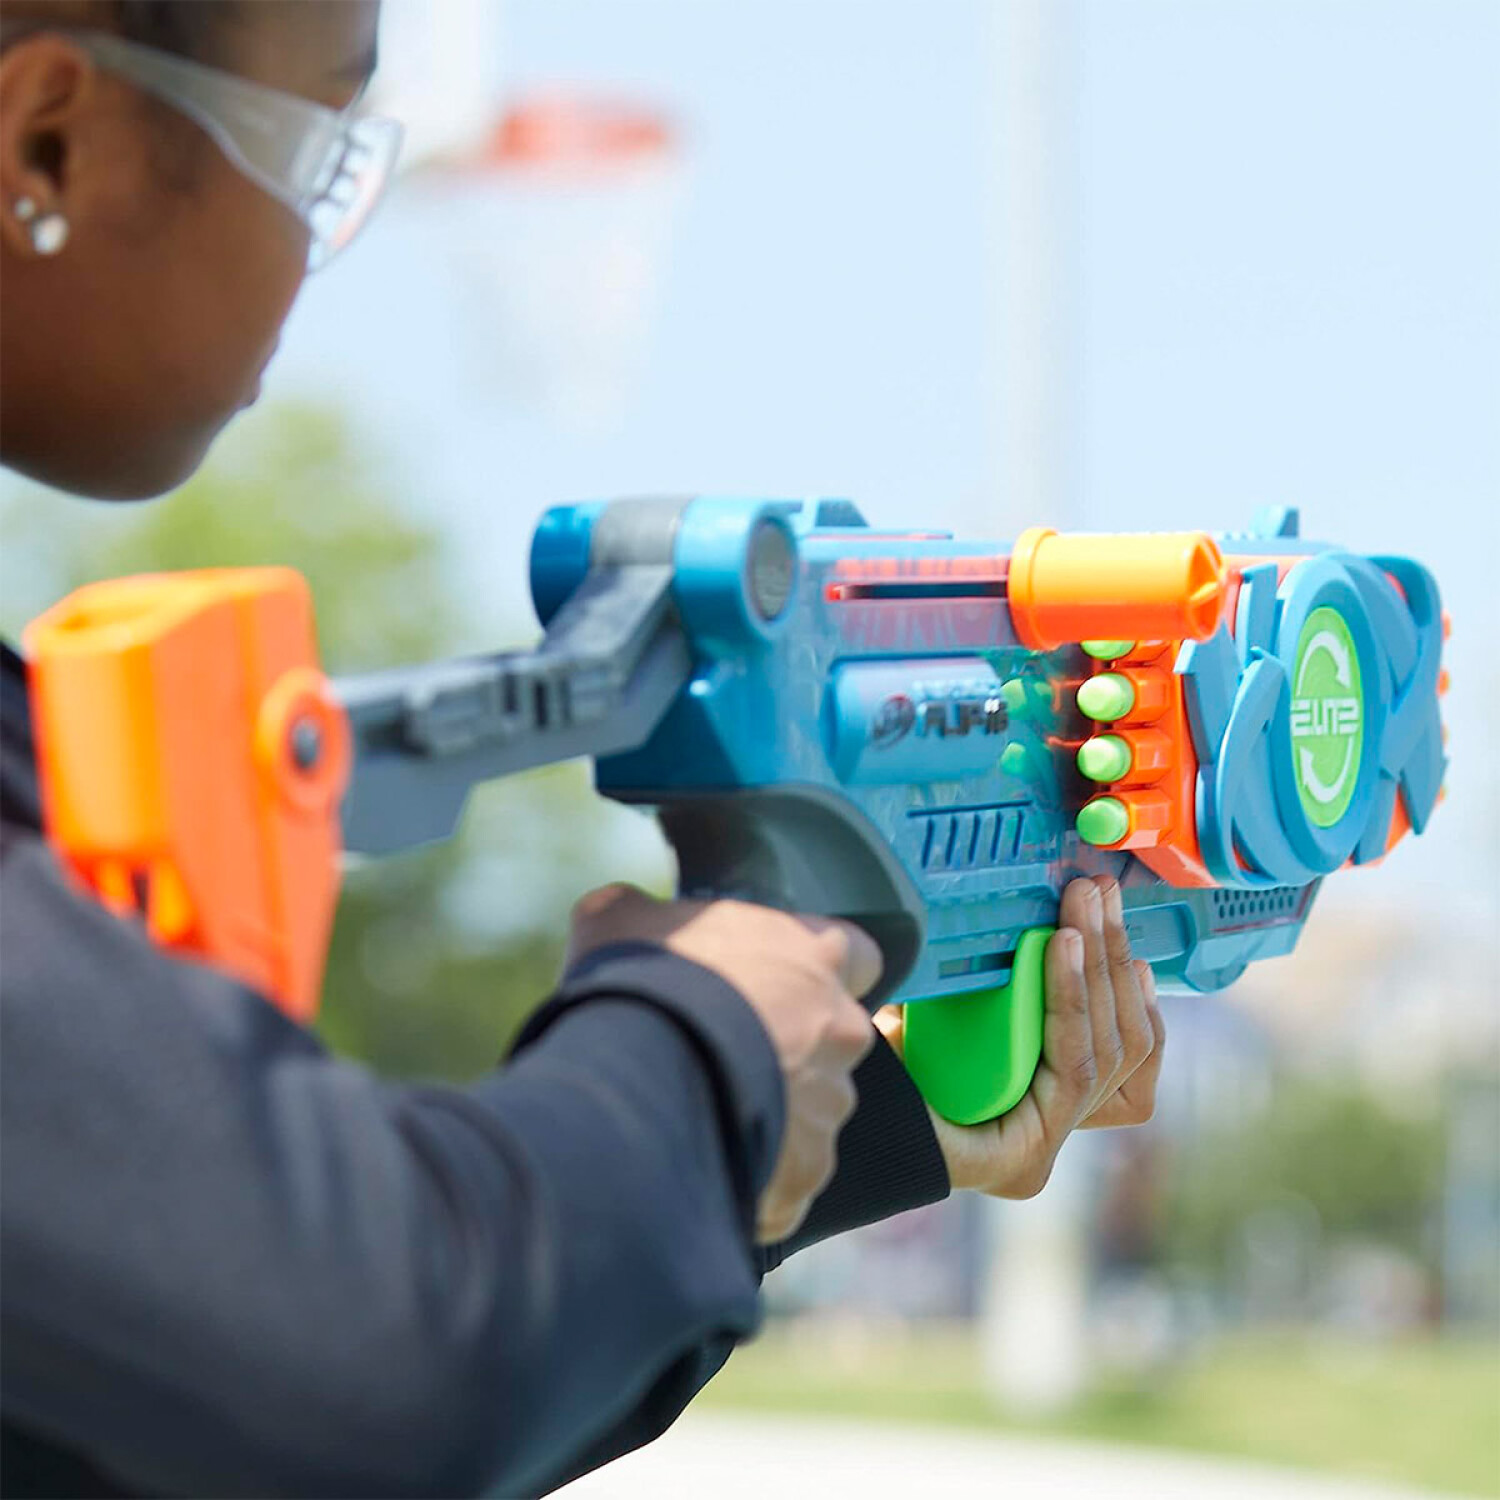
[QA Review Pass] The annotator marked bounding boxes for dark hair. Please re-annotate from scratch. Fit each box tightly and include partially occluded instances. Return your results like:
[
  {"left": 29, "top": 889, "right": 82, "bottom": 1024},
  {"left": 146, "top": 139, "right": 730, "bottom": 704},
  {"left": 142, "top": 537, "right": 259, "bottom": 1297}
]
[
  {"left": 0, "top": 2, "right": 240, "bottom": 66},
  {"left": 114, "top": 1, "right": 238, "bottom": 66},
  {"left": 0, "top": 0, "right": 252, "bottom": 184}
]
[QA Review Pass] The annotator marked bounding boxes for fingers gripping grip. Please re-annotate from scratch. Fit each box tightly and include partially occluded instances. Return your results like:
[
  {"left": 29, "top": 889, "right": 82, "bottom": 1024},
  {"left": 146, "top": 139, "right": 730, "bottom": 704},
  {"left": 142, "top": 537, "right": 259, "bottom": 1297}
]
[
  {"left": 658, "top": 789, "right": 1052, "bottom": 1123},
  {"left": 656, "top": 787, "right": 926, "bottom": 1012}
]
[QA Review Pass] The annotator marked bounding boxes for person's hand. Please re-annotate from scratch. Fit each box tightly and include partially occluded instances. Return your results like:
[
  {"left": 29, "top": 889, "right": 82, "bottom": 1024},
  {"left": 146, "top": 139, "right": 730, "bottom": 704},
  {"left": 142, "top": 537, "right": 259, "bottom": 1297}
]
[
  {"left": 566, "top": 884, "right": 881, "bottom": 1242},
  {"left": 876, "top": 875, "right": 1164, "bottom": 1198}
]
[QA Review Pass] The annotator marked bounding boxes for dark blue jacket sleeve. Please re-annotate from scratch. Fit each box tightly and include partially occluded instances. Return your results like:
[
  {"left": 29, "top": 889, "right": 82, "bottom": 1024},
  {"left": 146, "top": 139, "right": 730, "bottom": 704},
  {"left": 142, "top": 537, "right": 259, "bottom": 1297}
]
[
  {"left": 0, "top": 828, "right": 784, "bottom": 1499},
  {"left": 526, "top": 1030, "right": 951, "bottom": 1494}
]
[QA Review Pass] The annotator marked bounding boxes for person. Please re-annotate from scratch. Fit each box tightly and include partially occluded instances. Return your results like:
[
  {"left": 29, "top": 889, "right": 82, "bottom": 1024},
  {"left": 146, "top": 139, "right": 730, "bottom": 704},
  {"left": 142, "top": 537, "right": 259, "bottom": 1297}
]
[{"left": 0, "top": 3, "right": 1165, "bottom": 1495}]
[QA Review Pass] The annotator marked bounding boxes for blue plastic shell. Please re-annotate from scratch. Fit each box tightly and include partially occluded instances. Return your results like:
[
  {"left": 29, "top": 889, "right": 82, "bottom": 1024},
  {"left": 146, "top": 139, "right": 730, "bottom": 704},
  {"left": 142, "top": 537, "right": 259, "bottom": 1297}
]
[{"left": 539, "top": 497, "right": 1444, "bottom": 1009}]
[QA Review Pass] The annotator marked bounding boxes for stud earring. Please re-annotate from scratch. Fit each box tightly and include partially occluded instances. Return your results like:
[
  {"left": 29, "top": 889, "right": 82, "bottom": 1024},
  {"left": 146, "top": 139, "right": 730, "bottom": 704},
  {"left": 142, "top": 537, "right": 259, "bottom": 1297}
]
[
  {"left": 13, "top": 197, "right": 68, "bottom": 255},
  {"left": 31, "top": 213, "right": 69, "bottom": 255}
]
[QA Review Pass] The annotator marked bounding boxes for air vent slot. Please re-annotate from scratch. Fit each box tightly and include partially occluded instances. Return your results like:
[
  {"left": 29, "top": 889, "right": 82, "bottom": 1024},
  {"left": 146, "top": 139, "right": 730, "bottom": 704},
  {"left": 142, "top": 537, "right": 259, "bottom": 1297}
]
[
  {"left": 913, "top": 804, "right": 1026, "bottom": 871},
  {"left": 1210, "top": 886, "right": 1306, "bottom": 925}
]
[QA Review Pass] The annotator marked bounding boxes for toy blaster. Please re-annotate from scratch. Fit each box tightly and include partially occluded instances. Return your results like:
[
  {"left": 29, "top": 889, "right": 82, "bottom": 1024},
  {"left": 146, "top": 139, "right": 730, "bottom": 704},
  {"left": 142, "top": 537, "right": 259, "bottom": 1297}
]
[{"left": 25, "top": 500, "right": 1447, "bottom": 1124}]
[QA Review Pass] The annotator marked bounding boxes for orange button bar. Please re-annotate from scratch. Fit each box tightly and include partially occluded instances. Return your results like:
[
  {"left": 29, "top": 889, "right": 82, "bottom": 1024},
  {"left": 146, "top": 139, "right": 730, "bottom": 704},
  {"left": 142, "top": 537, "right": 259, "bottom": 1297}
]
[
  {"left": 1119, "top": 726, "right": 1175, "bottom": 781},
  {"left": 1112, "top": 788, "right": 1174, "bottom": 849}
]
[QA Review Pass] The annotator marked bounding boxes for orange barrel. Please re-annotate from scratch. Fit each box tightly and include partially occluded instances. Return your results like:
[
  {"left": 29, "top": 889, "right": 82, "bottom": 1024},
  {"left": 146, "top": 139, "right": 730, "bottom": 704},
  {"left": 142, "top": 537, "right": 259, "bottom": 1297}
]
[{"left": 1007, "top": 527, "right": 1229, "bottom": 651}]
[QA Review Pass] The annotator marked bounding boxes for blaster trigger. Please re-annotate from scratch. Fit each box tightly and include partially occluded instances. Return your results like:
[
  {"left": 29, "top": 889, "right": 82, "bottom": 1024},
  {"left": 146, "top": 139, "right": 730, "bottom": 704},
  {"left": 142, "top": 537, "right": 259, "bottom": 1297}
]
[{"left": 903, "top": 926, "right": 1053, "bottom": 1125}]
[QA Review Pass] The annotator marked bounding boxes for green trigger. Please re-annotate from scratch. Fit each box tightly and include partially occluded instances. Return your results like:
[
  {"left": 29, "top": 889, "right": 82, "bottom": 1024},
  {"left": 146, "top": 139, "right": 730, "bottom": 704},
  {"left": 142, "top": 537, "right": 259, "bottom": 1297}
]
[{"left": 902, "top": 926, "right": 1054, "bottom": 1125}]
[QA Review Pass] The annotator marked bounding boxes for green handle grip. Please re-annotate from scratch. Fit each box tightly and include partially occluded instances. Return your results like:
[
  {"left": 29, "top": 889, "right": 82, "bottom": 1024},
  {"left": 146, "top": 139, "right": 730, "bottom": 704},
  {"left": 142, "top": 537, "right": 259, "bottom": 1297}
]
[{"left": 902, "top": 925, "right": 1055, "bottom": 1125}]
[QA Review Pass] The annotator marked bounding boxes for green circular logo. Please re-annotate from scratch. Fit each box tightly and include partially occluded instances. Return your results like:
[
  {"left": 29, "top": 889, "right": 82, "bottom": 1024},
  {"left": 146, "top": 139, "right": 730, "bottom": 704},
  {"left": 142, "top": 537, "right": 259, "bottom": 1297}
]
[{"left": 1290, "top": 606, "right": 1364, "bottom": 828}]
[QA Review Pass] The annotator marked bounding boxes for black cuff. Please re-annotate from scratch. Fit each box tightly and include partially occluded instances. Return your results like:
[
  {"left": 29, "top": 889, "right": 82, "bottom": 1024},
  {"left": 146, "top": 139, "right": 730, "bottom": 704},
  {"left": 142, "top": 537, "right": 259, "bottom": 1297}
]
[
  {"left": 510, "top": 942, "right": 786, "bottom": 1204},
  {"left": 757, "top": 1031, "right": 950, "bottom": 1273}
]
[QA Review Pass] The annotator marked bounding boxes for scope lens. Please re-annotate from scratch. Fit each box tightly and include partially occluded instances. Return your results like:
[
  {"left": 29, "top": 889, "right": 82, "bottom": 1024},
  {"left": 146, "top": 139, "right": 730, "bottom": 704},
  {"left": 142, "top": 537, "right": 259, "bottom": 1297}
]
[{"left": 747, "top": 519, "right": 796, "bottom": 621}]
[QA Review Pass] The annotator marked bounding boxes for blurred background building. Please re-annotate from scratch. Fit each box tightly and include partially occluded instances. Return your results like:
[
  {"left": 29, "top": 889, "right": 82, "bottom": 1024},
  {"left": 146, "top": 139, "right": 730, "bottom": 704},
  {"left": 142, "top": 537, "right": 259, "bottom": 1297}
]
[{"left": 2, "top": 1, "right": 1495, "bottom": 1494}]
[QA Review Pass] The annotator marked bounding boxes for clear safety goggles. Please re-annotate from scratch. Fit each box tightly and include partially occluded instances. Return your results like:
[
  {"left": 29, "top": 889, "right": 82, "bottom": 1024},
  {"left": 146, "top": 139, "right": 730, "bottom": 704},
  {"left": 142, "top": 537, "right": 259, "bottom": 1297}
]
[{"left": 66, "top": 31, "right": 404, "bottom": 271}]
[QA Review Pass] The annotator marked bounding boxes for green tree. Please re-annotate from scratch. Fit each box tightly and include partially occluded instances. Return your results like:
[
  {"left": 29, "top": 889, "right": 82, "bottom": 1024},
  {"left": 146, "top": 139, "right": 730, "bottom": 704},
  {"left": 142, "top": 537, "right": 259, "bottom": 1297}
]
[{"left": 1163, "top": 1077, "right": 1446, "bottom": 1298}]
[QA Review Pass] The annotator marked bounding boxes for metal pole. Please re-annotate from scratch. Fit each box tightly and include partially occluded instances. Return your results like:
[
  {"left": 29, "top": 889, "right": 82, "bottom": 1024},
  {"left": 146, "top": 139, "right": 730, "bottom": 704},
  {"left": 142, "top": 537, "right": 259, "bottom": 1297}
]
[{"left": 978, "top": 0, "right": 1091, "bottom": 1416}]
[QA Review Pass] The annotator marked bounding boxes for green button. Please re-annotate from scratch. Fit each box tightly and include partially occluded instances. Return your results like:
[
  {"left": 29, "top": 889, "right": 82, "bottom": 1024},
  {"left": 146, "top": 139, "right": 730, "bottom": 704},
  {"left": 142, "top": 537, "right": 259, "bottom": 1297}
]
[
  {"left": 1077, "top": 796, "right": 1130, "bottom": 846},
  {"left": 1000, "top": 678, "right": 1028, "bottom": 719},
  {"left": 1082, "top": 639, "right": 1136, "bottom": 661},
  {"left": 1077, "top": 734, "right": 1132, "bottom": 782},
  {"left": 1077, "top": 672, "right": 1135, "bottom": 721},
  {"left": 1000, "top": 741, "right": 1032, "bottom": 778}
]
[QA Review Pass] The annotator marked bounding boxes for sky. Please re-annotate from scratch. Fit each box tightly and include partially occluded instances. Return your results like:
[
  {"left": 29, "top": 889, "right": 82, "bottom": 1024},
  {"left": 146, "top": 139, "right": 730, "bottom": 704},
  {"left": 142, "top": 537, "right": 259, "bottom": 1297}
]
[{"left": 241, "top": 0, "right": 1500, "bottom": 922}]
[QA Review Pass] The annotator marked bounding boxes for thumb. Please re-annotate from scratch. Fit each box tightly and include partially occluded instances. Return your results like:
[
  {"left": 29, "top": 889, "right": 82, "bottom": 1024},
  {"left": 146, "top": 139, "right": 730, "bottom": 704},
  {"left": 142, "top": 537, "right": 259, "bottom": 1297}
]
[{"left": 829, "top": 919, "right": 884, "bottom": 1000}]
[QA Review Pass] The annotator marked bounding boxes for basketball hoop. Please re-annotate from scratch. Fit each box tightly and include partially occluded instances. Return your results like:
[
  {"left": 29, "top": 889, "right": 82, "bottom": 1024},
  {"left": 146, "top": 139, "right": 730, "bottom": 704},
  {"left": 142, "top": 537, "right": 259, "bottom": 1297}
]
[{"left": 436, "top": 94, "right": 683, "bottom": 432}]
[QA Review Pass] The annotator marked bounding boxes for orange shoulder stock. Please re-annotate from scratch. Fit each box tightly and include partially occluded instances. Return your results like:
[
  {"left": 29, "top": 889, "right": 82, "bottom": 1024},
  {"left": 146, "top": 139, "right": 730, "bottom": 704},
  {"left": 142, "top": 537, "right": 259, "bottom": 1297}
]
[{"left": 23, "top": 570, "right": 348, "bottom": 1021}]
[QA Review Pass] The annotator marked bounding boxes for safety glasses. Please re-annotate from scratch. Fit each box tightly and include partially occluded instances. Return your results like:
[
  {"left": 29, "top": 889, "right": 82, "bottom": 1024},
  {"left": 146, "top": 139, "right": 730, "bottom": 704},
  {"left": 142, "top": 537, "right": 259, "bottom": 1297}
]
[{"left": 66, "top": 31, "right": 404, "bottom": 271}]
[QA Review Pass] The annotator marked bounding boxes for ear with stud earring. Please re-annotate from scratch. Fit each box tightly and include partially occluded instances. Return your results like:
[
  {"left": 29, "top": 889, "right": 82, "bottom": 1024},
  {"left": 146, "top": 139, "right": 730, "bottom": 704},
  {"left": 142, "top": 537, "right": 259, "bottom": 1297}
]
[{"left": 13, "top": 196, "right": 69, "bottom": 256}]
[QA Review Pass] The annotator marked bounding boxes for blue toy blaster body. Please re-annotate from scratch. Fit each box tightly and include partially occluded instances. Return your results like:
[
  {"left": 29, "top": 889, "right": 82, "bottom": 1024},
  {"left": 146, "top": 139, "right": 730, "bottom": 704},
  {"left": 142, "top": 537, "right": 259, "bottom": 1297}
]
[
  {"left": 27, "top": 498, "right": 1446, "bottom": 1122},
  {"left": 337, "top": 497, "right": 1446, "bottom": 1123}
]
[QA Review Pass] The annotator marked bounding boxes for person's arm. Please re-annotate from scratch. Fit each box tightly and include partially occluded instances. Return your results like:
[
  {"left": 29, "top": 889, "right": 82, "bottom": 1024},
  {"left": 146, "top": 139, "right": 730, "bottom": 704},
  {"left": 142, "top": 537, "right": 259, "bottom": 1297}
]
[
  {"left": 757, "top": 1033, "right": 950, "bottom": 1271},
  {"left": 522, "top": 1031, "right": 948, "bottom": 1495},
  {"left": 520, "top": 954, "right": 949, "bottom": 1282},
  {"left": 508, "top": 884, "right": 1166, "bottom": 1494},
  {"left": 0, "top": 828, "right": 783, "bottom": 1499}
]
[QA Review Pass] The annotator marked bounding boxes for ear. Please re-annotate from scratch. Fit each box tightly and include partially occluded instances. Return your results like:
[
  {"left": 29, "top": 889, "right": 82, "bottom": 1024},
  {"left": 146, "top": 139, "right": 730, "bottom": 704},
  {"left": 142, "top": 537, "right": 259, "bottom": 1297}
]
[{"left": 0, "top": 35, "right": 95, "bottom": 259}]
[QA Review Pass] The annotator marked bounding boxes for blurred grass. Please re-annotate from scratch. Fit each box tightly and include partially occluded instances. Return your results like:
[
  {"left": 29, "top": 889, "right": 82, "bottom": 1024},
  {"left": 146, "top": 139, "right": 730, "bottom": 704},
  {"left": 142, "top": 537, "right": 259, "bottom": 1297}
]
[{"left": 702, "top": 1321, "right": 1500, "bottom": 1497}]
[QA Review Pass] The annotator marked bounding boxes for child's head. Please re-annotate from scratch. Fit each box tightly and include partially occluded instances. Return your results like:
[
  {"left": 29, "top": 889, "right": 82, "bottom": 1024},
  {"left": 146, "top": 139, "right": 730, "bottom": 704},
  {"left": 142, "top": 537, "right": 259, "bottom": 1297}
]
[{"left": 0, "top": 0, "right": 390, "bottom": 499}]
